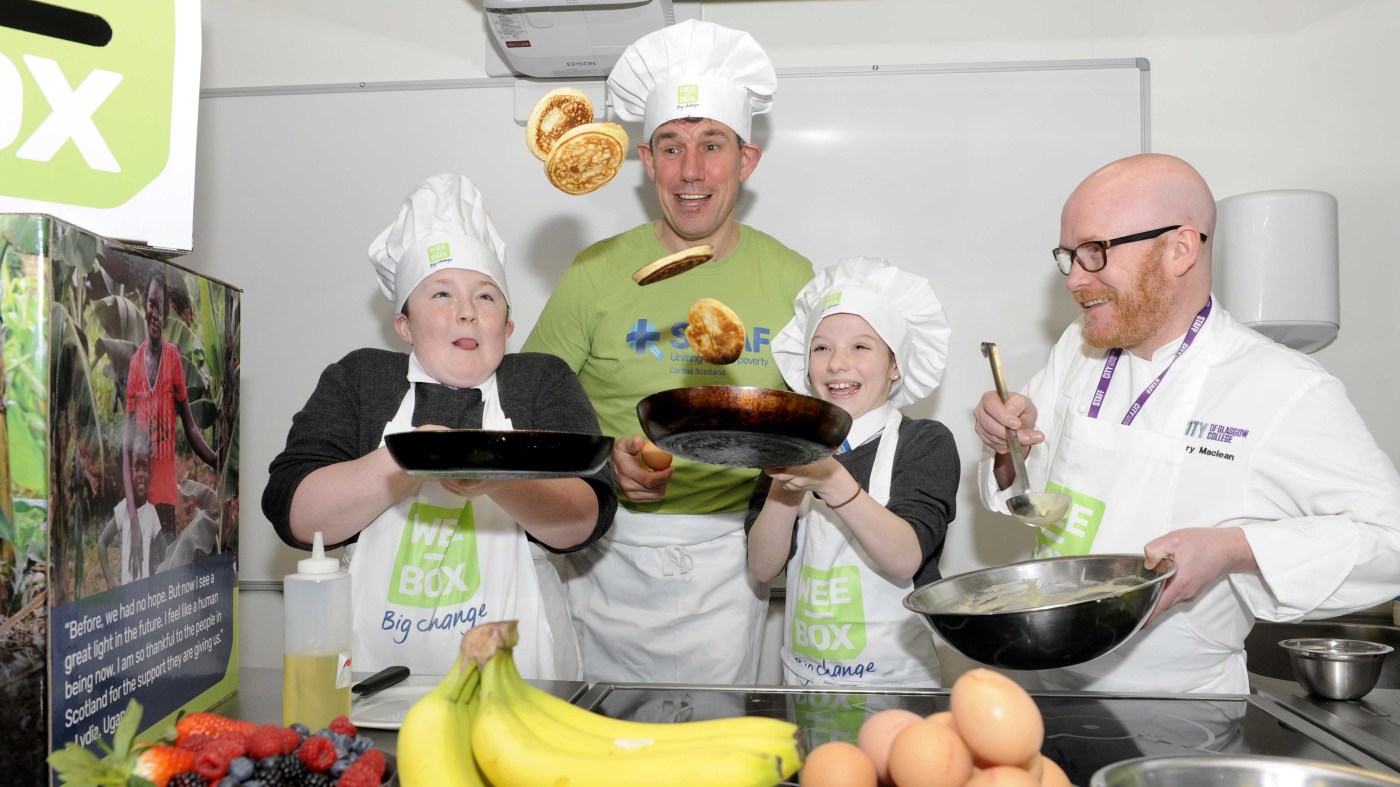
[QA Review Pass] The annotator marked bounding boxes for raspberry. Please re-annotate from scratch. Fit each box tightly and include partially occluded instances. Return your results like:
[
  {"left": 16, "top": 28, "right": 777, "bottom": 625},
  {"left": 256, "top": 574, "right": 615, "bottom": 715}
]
[
  {"left": 192, "top": 748, "right": 230, "bottom": 782},
  {"left": 277, "top": 725, "right": 301, "bottom": 754},
  {"left": 176, "top": 733, "right": 213, "bottom": 752},
  {"left": 205, "top": 738, "right": 247, "bottom": 761},
  {"left": 297, "top": 736, "right": 338, "bottom": 773},
  {"left": 352, "top": 748, "right": 386, "bottom": 779},
  {"left": 336, "top": 760, "right": 380, "bottom": 787},
  {"left": 247, "top": 724, "right": 285, "bottom": 759},
  {"left": 327, "top": 715, "right": 358, "bottom": 737}
]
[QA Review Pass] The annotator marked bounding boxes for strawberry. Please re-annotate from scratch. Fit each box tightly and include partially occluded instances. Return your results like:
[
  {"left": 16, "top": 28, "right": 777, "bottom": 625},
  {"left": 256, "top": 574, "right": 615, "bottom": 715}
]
[
  {"left": 175, "top": 733, "right": 213, "bottom": 752},
  {"left": 297, "top": 735, "right": 337, "bottom": 772},
  {"left": 174, "top": 712, "right": 257, "bottom": 742},
  {"left": 133, "top": 745, "right": 198, "bottom": 787},
  {"left": 328, "top": 714, "right": 358, "bottom": 737}
]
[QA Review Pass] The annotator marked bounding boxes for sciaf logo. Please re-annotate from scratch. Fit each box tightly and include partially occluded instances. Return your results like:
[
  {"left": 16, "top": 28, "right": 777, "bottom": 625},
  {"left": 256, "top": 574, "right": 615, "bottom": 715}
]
[
  {"left": 0, "top": 2, "right": 179, "bottom": 208},
  {"left": 624, "top": 316, "right": 774, "bottom": 360}
]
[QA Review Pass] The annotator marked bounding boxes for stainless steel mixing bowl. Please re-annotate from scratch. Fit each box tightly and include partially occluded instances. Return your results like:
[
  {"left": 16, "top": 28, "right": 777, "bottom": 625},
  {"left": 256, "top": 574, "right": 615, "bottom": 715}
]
[
  {"left": 902, "top": 554, "right": 1173, "bottom": 671},
  {"left": 1091, "top": 754, "right": 1400, "bottom": 786},
  {"left": 1281, "top": 637, "right": 1394, "bottom": 700}
]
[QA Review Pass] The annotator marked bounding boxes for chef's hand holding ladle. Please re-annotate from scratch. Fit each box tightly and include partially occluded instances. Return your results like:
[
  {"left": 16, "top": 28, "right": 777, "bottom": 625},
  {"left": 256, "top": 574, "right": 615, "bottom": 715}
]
[{"left": 980, "top": 342, "right": 1071, "bottom": 528}]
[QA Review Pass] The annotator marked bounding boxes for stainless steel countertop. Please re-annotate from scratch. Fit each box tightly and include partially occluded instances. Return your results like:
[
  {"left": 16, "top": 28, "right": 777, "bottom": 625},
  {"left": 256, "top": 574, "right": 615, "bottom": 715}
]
[
  {"left": 1253, "top": 673, "right": 1400, "bottom": 773},
  {"left": 212, "top": 667, "right": 587, "bottom": 754}
]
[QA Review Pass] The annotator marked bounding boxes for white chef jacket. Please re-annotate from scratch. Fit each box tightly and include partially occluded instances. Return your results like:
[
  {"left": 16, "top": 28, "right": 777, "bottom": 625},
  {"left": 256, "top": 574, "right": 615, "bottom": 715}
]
[{"left": 979, "top": 300, "right": 1400, "bottom": 693}]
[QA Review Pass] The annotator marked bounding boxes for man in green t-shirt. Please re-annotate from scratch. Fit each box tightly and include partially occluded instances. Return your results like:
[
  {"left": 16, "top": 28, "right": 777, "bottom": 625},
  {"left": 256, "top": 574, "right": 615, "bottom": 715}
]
[{"left": 523, "top": 20, "right": 813, "bottom": 684}]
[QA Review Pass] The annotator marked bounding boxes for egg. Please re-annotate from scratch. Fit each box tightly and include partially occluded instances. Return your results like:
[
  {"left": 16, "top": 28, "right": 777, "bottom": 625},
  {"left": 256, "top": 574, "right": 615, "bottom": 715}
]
[
  {"left": 885, "top": 718, "right": 973, "bottom": 787},
  {"left": 1039, "top": 756, "right": 1073, "bottom": 787},
  {"left": 799, "top": 741, "right": 877, "bottom": 787},
  {"left": 964, "top": 765, "right": 1042, "bottom": 787},
  {"left": 639, "top": 439, "right": 673, "bottom": 470},
  {"left": 926, "top": 710, "right": 955, "bottom": 727},
  {"left": 856, "top": 708, "right": 922, "bottom": 783},
  {"left": 950, "top": 668, "right": 1044, "bottom": 766}
]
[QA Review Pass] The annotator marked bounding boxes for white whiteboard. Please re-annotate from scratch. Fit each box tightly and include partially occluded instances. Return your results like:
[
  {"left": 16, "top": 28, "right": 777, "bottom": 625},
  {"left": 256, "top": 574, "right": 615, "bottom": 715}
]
[{"left": 186, "top": 59, "right": 1149, "bottom": 585}]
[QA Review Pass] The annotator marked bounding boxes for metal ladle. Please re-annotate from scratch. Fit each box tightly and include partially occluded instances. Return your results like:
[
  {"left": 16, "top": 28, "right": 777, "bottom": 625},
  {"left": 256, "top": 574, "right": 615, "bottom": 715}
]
[{"left": 981, "top": 342, "right": 1071, "bottom": 528}]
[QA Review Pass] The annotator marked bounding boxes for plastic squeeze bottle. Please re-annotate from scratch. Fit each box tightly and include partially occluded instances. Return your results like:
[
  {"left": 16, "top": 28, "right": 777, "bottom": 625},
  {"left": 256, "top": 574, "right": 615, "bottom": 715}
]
[{"left": 282, "top": 531, "right": 352, "bottom": 729}]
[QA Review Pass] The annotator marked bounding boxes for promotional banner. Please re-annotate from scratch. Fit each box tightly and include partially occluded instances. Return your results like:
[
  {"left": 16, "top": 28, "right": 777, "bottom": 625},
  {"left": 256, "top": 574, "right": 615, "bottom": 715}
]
[
  {"left": 0, "top": 214, "right": 240, "bottom": 784},
  {"left": 0, "top": 1, "right": 201, "bottom": 252}
]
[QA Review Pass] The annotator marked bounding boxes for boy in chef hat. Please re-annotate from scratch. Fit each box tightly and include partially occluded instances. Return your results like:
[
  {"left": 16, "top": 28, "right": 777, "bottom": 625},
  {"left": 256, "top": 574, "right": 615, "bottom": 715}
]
[
  {"left": 263, "top": 173, "right": 617, "bottom": 680},
  {"left": 746, "top": 257, "right": 960, "bottom": 687},
  {"left": 524, "top": 21, "right": 812, "bottom": 685}
]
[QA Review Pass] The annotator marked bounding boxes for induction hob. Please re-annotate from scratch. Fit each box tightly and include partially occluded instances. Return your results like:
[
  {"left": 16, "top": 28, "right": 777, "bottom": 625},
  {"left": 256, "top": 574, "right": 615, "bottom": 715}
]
[{"left": 577, "top": 683, "right": 1399, "bottom": 785}]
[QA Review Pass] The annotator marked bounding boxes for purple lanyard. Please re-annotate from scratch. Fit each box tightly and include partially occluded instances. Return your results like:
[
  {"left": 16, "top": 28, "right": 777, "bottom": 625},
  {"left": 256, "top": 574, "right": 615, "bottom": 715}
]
[{"left": 1087, "top": 298, "right": 1212, "bottom": 425}]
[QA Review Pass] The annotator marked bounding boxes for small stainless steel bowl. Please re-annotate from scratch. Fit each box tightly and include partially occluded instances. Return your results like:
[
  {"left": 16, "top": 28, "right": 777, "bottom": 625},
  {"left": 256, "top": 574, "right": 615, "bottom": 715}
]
[
  {"left": 1092, "top": 754, "right": 1400, "bottom": 786},
  {"left": 1281, "top": 637, "right": 1394, "bottom": 700},
  {"left": 902, "top": 554, "right": 1173, "bottom": 671}
]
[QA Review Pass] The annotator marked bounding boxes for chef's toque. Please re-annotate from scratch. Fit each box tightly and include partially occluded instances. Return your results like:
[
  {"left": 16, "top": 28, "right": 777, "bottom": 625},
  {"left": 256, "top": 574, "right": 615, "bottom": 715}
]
[
  {"left": 607, "top": 19, "right": 776, "bottom": 142},
  {"left": 368, "top": 173, "right": 510, "bottom": 314},
  {"left": 773, "top": 257, "right": 951, "bottom": 409}
]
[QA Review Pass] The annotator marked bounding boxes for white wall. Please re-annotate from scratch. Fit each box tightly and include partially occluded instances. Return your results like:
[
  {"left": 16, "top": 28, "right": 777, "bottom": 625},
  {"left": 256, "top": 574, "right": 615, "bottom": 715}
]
[{"left": 198, "top": 0, "right": 1400, "bottom": 670}]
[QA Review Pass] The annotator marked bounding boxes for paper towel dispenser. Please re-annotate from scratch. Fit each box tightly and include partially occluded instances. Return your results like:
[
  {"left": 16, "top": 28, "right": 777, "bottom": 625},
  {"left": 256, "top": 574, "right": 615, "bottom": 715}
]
[
  {"left": 484, "top": 0, "right": 684, "bottom": 79},
  {"left": 1215, "top": 189, "right": 1339, "bottom": 354}
]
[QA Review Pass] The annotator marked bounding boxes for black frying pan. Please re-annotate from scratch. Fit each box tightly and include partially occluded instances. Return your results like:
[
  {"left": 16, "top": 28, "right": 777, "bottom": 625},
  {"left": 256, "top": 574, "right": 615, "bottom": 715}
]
[
  {"left": 637, "top": 386, "right": 852, "bottom": 468},
  {"left": 385, "top": 429, "right": 613, "bottom": 480}
]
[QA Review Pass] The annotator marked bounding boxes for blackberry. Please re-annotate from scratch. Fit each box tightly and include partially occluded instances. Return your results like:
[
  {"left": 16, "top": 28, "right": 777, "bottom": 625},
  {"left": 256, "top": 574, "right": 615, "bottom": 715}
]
[
  {"left": 303, "top": 773, "right": 335, "bottom": 787},
  {"left": 168, "top": 773, "right": 209, "bottom": 787},
  {"left": 258, "top": 753, "right": 309, "bottom": 787}
]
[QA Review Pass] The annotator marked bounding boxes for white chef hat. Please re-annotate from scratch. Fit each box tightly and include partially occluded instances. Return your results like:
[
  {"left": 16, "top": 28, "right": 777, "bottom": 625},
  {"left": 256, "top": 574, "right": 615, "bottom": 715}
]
[
  {"left": 368, "top": 173, "right": 509, "bottom": 314},
  {"left": 773, "top": 257, "right": 951, "bottom": 409},
  {"left": 607, "top": 19, "right": 777, "bottom": 142}
]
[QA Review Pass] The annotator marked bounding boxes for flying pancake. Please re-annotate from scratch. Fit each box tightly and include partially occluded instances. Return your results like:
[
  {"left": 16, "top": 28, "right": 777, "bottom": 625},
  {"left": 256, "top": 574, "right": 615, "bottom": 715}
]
[
  {"left": 685, "top": 298, "right": 746, "bottom": 365},
  {"left": 526, "top": 87, "right": 595, "bottom": 162},
  {"left": 631, "top": 244, "right": 715, "bottom": 286},
  {"left": 545, "top": 122, "right": 629, "bottom": 196}
]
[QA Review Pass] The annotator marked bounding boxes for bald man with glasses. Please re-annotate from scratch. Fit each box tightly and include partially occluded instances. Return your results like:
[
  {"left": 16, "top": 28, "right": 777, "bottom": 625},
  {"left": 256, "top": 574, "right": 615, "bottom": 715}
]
[{"left": 972, "top": 153, "right": 1400, "bottom": 694}]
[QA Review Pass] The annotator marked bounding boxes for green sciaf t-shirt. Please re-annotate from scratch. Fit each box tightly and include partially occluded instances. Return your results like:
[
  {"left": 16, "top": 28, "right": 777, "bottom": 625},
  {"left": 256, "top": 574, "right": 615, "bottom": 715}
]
[{"left": 523, "top": 223, "right": 814, "bottom": 515}]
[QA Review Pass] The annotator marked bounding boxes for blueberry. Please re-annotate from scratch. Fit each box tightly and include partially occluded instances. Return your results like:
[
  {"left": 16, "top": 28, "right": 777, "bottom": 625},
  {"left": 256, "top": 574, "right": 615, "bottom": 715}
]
[
  {"left": 352, "top": 735, "right": 374, "bottom": 753},
  {"left": 315, "top": 729, "right": 335, "bottom": 740},
  {"left": 217, "top": 778, "right": 239, "bottom": 787},
  {"left": 290, "top": 722, "right": 311, "bottom": 738},
  {"left": 330, "top": 759, "right": 350, "bottom": 777},
  {"left": 228, "top": 756, "right": 255, "bottom": 781}
]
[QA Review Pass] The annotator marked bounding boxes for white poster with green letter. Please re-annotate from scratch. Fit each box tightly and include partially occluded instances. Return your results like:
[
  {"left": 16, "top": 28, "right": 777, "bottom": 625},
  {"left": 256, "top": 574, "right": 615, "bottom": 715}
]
[{"left": 0, "top": 0, "right": 200, "bottom": 252}]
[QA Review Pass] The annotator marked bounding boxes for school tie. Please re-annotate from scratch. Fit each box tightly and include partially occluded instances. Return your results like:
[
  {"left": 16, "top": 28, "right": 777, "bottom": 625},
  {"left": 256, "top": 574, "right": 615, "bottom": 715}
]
[{"left": 412, "top": 383, "right": 484, "bottom": 429}]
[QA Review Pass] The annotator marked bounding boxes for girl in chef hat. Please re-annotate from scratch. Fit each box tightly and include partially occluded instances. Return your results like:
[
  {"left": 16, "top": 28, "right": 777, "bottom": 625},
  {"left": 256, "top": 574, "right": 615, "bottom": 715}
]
[
  {"left": 746, "top": 256, "right": 959, "bottom": 687},
  {"left": 262, "top": 173, "right": 617, "bottom": 680}
]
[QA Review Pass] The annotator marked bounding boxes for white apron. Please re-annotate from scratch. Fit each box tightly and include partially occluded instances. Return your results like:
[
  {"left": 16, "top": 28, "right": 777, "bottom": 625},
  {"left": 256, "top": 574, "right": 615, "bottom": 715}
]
[
  {"left": 558, "top": 505, "right": 767, "bottom": 684},
  {"left": 782, "top": 406, "right": 941, "bottom": 687},
  {"left": 1030, "top": 310, "right": 1251, "bottom": 694},
  {"left": 347, "top": 372, "right": 579, "bottom": 679}
]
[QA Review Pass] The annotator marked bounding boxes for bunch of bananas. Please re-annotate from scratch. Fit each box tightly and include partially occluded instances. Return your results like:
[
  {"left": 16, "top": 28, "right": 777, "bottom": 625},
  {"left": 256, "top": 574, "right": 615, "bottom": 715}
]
[{"left": 396, "top": 620, "right": 803, "bottom": 787}]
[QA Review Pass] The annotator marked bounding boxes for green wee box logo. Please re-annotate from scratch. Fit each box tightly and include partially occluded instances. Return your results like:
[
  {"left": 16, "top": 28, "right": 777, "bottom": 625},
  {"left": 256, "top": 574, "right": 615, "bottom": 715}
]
[
  {"left": 792, "top": 564, "right": 867, "bottom": 660},
  {"left": 0, "top": 2, "right": 176, "bottom": 208},
  {"left": 427, "top": 242, "right": 452, "bottom": 263},
  {"left": 390, "top": 502, "right": 482, "bottom": 607},
  {"left": 676, "top": 84, "right": 699, "bottom": 106}
]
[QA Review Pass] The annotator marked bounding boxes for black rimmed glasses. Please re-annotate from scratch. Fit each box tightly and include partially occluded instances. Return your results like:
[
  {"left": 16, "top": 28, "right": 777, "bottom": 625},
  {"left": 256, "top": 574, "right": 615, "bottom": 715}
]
[{"left": 1052, "top": 225, "right": 1206, "bottom": 275}]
